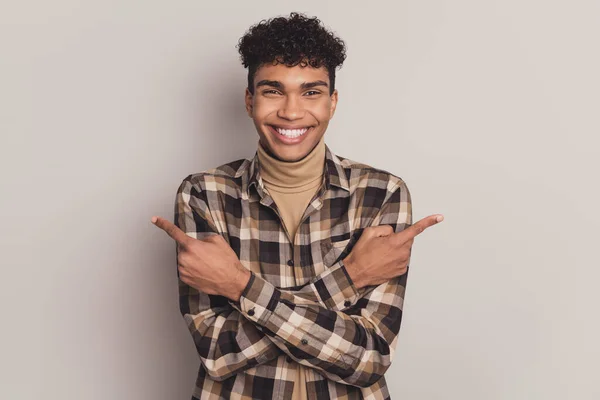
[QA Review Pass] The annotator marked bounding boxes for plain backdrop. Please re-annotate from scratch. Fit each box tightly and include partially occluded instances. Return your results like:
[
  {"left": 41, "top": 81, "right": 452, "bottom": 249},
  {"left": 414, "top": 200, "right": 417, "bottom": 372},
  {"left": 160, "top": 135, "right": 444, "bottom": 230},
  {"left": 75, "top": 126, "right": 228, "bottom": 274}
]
[{"left": 1, "top": 1, "right": 599, "bottom": 399}]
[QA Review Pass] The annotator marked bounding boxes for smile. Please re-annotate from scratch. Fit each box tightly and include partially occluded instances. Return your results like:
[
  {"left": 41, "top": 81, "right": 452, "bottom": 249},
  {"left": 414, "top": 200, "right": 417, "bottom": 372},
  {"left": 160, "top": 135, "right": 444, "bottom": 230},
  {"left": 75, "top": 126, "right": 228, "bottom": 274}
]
[
  {"left": 273, "top": 126, "right": 310, "bottom": 138},
  {"left": 267, "top": 125, "right": 314, "bottom": 145}
]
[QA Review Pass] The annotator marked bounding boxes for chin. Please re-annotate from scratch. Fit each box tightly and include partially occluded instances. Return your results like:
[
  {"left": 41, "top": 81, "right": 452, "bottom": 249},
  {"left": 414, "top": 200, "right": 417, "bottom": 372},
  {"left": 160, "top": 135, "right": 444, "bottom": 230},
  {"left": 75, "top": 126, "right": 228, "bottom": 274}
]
[{"left": 267, "top": 142, "right": 313, "bottom": 162}]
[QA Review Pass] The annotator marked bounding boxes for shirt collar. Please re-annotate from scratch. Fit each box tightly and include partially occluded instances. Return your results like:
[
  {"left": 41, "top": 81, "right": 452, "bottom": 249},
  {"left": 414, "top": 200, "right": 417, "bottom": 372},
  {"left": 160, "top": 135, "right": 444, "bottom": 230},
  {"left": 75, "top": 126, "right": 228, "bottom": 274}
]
[{"left": 236, "top": 142, "right": 350, "bottom": 196}]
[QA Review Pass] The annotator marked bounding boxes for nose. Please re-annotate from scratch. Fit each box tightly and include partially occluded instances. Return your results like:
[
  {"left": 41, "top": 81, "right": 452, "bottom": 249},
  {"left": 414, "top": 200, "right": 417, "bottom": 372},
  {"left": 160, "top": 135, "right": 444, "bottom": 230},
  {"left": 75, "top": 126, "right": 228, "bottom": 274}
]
[{"left": 277, "top": 96, "right": 304, "bottom": 120}]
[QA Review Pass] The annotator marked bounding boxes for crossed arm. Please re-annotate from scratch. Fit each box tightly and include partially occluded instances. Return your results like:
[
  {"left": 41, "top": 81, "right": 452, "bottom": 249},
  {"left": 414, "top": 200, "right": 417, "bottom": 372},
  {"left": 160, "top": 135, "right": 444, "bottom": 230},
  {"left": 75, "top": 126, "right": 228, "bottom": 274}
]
[{"left": 174, "top": 177, "right": 412, "bottom": 387}]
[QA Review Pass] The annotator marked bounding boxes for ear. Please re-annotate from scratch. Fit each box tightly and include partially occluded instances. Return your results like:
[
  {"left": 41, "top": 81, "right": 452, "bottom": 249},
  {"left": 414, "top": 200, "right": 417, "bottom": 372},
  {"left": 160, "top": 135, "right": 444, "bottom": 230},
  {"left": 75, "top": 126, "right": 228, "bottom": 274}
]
[
  {"left": 329, "top": 89, "right": 338, "bottom": 119},
  {"left": 245, "top": 87, "right": 253, "bottom": 117}
]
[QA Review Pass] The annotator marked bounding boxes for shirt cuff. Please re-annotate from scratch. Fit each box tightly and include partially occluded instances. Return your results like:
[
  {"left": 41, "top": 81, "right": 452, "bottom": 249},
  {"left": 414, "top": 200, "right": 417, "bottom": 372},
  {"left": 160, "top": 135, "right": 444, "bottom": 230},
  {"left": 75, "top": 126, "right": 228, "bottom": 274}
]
[
  {"left": 232, "top": 271, "right": 280, "bottom": 326},
  {"left": 314, "top": 259, "right": 361, "bottom": 310}
]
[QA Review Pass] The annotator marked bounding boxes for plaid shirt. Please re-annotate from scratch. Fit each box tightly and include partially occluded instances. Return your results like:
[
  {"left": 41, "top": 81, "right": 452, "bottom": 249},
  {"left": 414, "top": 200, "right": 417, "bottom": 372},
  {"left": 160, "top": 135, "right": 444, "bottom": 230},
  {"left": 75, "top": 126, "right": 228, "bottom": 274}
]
[{"left": 174, "top": 143, "right": 413, "bottom": 400}]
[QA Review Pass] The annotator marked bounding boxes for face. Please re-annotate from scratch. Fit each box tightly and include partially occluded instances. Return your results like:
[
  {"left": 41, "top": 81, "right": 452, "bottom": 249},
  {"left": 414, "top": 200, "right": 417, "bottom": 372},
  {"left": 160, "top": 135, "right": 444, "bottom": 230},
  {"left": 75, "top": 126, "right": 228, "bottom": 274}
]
[{"left": 245, "top": 62, "right": 338, "bottom": 162}]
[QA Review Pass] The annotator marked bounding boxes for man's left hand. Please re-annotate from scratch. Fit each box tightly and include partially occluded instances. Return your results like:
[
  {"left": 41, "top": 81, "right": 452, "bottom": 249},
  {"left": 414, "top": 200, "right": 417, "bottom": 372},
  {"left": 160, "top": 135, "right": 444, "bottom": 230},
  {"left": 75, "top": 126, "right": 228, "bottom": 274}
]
[{"left": 151, "top": 216, "right": 251, "bottom": 302}]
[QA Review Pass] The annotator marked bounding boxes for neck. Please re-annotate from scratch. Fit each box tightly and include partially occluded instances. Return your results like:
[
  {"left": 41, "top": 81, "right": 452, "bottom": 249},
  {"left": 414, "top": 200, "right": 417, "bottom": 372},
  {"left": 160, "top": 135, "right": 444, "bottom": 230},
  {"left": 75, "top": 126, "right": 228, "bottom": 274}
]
[{"left": 257, "top": 136, "right": 326, "bottom": 188}]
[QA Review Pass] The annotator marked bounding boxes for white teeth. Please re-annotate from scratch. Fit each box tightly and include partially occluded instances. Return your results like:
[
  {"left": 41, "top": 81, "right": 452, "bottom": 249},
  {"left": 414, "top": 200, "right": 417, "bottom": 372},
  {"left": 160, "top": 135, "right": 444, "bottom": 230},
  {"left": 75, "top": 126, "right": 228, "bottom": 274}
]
[{"left": 276, "top": 127, "right": 309, "bottom": 138}]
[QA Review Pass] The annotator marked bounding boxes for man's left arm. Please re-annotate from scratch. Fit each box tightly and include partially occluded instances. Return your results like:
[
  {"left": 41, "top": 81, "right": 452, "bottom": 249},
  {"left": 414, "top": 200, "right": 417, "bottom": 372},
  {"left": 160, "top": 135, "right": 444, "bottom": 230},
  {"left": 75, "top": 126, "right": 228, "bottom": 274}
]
[{"left": 229, "top": 181, "right": 413, "bottom": 388}]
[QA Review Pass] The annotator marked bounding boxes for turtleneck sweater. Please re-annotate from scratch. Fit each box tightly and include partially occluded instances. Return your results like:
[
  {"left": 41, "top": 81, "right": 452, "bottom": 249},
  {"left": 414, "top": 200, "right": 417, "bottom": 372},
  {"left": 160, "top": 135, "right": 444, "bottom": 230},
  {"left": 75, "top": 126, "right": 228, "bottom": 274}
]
[
  {"left": 257, "top": 135, "right": 326, "bottom": 246},
  {"left": 256, "top": 135, "right": 326, "bottom": 400}
]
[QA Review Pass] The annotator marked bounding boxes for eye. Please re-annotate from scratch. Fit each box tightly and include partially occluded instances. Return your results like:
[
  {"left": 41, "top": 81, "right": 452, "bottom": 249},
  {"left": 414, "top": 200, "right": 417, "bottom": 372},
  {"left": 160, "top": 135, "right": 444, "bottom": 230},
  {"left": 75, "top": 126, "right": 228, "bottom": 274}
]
[
  {"left": 304, "top": 90, "right": 321, "bottom": 96},
  {"left": 262, "top": 89, "right": 281, "bottom": 95}
]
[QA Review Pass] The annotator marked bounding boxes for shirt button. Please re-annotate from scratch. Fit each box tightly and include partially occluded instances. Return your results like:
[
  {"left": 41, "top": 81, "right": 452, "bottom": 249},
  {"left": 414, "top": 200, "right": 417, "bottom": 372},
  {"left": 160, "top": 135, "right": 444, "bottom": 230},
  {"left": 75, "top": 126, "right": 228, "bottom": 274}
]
[
  {"left": 287, "top": 259, "right": 294, "bottom": 266},
  {"left": 301, "top": 339, "right": 308, "bottom": 345},
  {"left": 247, "top": 308, "right": 255, "bottom": 316},
  {"left": 344, "top": 300, "right": 351, "bottom": 307}
]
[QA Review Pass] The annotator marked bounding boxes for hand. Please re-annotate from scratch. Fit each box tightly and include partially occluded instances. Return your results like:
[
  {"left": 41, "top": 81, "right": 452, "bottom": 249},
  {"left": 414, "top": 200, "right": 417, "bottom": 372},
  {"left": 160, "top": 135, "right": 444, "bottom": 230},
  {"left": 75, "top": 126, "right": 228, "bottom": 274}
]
[
  {"left": 343, "top": 214, "right": 444, "bottom": 289},
  {"left": 151, "top": 216, "right": 251, "bottom": 301}
]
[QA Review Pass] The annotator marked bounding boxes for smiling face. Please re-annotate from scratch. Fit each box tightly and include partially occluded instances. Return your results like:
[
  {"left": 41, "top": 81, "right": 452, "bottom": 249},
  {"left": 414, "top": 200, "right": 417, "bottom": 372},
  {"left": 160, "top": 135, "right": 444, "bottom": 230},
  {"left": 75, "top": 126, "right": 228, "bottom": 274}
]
[{"left": 245, "top": 62, "right": 338, "bottom": 162}]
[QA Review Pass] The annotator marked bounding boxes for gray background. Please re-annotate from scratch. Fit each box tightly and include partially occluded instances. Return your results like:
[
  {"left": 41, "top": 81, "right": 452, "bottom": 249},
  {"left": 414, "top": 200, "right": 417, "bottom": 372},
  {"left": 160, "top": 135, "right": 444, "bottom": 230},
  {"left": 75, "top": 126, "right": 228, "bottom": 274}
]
[{"left": 1, "top": 1, "right": 598, "bottom": 399}]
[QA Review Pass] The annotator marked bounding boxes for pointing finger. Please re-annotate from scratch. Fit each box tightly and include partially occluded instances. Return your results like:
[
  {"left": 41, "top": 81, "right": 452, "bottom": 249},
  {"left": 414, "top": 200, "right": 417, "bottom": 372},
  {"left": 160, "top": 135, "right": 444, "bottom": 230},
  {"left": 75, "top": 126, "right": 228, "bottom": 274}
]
[
  {"left": 151, "top": 216, "right": 191, "bottom": 246},
  {"left": 395, "top": 214, "right": 443, "bottom": 243}
]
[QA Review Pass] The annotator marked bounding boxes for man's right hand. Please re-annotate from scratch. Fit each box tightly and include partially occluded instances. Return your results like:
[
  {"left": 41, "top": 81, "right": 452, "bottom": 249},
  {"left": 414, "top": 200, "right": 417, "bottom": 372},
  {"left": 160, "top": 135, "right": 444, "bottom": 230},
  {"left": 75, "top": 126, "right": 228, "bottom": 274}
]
[{"left": 343, "top": 214, "right": 444, "bottom": 289}]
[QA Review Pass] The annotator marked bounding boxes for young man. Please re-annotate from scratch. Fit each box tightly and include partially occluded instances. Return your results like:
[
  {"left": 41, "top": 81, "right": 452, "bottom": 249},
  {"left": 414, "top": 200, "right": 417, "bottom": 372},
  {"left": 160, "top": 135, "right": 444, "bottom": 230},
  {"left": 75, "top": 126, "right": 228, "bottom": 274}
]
[{"left": 152, "top": 12, "right": 443, "bottom": 400}]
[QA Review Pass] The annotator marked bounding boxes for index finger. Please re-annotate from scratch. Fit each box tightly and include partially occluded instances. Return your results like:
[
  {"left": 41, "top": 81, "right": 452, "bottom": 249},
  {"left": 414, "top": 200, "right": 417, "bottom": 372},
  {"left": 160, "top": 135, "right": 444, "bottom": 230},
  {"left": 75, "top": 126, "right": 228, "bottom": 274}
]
[
  {"left": 151, "top": 216, "right": 192, "bottom": 246},
  {"left": 394, "top": 214, "right": 444, "bottom": 243}
]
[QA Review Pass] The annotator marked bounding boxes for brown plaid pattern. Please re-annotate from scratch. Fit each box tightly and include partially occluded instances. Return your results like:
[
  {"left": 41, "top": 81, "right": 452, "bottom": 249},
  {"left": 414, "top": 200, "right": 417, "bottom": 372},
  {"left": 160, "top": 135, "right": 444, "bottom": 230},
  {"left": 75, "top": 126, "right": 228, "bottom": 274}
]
[{"left": 175, "top": 143, "right": 413, "bottom": 399}]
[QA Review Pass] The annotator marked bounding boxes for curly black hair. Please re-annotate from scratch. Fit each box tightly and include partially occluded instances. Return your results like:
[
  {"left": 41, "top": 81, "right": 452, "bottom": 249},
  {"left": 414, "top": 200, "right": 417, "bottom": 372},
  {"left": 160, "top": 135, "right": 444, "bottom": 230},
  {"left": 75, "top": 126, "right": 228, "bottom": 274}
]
[{"left": 237, "top": 12, "right": 347, "bottom": 95}]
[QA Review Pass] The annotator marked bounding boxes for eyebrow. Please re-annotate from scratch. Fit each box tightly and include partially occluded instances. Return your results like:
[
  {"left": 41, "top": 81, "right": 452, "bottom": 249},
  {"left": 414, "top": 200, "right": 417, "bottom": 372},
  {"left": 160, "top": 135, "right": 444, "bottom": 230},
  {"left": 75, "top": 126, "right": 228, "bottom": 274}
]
[
  {"left": 255, "top": 80, "right": 329, "bottom": 90},
  {"left": 256, "top": 80, "right": 282, "bottom": 89},
  {"left": 301, "top": 80, "right": 329, "bottom": 89}
]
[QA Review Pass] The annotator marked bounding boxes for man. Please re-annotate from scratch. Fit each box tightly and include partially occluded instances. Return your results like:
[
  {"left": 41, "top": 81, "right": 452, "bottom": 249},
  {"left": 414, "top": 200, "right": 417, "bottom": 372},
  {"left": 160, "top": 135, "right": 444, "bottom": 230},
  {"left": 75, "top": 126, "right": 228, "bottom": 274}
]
[{"left": 152, "top": 12, "right": 443, "bottom": 400}]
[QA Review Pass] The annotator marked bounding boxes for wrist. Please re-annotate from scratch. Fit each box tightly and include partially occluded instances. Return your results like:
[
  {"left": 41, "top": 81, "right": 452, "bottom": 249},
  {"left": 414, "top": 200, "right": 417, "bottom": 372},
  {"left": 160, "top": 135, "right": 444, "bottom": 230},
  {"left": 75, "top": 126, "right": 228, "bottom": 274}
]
[
  {"left": 229, "top": 265, "right": 251, "bottom": 302},
  {"left": 343, "top": 254, "right": 366, "bottom": 289}
]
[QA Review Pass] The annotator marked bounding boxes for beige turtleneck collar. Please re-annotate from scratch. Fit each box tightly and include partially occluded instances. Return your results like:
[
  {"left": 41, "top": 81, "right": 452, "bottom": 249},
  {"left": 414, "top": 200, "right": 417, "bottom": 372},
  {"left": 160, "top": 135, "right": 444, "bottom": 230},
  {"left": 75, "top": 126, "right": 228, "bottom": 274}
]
[{"left": 257, "top": 135, "right": 326, "bottom": 193}]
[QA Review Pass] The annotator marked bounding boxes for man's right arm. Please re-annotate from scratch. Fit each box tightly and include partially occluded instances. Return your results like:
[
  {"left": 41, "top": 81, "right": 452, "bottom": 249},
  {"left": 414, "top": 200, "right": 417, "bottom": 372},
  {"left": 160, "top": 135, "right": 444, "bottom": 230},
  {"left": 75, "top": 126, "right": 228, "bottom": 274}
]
[{"left": 175, "top": 177, "right": 282, "bottom": 382}]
